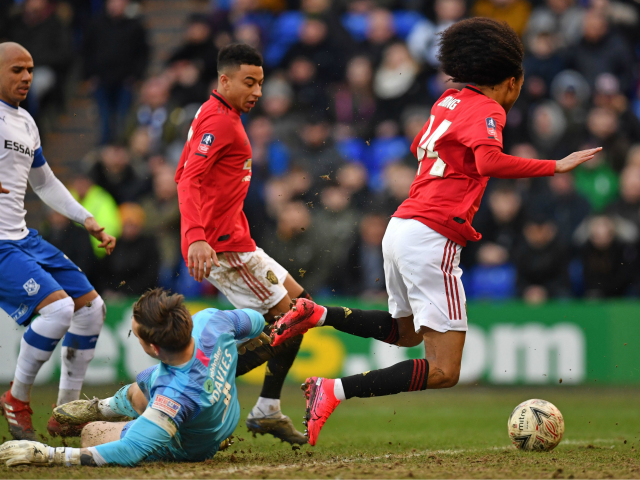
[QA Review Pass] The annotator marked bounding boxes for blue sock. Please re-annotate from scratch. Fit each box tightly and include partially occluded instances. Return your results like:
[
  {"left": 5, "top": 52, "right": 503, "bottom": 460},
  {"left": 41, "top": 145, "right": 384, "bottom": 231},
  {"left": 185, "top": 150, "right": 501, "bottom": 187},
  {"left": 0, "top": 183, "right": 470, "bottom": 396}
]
[{"left": 108, "top": 385, "right": 140, "bottom": 418}]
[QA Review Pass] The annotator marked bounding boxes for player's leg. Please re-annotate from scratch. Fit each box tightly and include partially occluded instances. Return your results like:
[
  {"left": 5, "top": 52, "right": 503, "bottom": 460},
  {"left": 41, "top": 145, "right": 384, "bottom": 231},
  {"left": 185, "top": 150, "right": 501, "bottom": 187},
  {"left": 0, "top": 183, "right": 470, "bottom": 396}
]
[
  {"left": 301, "top": 219, "right": 469, "bottom": 445},
  {"left": 81, "top": 421, "right": 130, "bottom": 448},
  {"left": 22, "top": 235, "right": 108, "bottom": 436},
  {"left": 0, "top": 236, "right": 78, "bottom": 440},
  {"left": 251, "top": 273, "right": 305, "bottom": 420},
  {"left": 206, "top": 250, "right": 306, "bottom": 444}
]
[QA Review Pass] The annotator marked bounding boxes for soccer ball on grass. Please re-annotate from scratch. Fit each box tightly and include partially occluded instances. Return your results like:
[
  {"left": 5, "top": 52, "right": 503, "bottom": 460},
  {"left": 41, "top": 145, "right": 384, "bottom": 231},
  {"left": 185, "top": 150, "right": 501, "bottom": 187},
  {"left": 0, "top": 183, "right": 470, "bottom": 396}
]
[{"left": 507, "top": 399, "right": 564, "bottom": 451}]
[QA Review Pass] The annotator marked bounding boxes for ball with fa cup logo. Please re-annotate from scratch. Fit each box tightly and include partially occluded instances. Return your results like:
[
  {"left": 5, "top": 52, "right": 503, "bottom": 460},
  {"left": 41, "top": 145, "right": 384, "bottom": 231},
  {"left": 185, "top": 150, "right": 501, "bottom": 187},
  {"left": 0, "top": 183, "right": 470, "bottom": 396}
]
[{"left": 508, "top": 399, "right": 564, "bottom": 451}]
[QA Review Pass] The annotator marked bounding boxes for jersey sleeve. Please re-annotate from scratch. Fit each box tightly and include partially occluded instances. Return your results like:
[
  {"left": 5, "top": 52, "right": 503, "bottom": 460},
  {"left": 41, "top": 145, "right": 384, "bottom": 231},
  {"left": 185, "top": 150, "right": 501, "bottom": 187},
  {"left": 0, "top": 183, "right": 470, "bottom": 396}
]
[
  {"left": 474, "top": 144, "right": 556, "bottom": 178},
  {"left": 176, "top": 116, "right": 233, "bottom": 246},
  {"left": 462, "top": 103, "right": 507, "bottom": 150},
  {"left": 148, "top": 386, "right": 199, "bottom": 428},
  {"left": 218, "top": 309, "right": 265, "bottom": 340},
  {"left": 90, "top": 410, "right": 175, "bottom": 466}
]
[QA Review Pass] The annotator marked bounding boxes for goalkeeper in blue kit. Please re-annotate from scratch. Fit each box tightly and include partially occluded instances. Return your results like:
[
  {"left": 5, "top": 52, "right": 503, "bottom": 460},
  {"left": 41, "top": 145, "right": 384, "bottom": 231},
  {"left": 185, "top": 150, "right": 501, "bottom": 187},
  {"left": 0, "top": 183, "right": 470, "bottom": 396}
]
[{"left": 0, "top": 288, "right": 270, "bottom": 467}]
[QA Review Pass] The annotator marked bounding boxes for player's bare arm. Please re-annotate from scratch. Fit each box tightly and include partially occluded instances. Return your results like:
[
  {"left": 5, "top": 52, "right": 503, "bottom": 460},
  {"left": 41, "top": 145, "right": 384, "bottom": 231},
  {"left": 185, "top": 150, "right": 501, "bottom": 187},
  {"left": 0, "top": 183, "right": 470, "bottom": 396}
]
[
  {"left": 188, "top": 240, "right": 219, "bottom": 282},
  {"left": 0, "top": 181, "right": 8, "bottom": 194}
]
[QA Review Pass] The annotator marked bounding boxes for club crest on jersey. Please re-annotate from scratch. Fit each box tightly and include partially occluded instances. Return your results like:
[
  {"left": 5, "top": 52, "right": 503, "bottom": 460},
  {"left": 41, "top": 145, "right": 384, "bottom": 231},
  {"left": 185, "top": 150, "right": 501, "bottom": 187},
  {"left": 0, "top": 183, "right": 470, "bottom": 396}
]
[
  {"left": 23, "top": 278, "right": 40, "bottom": 297},
  {"left": 152, "top": 394, "right": 181, "bottom": 418},
  {"left": 486, "top": 117, "right": 497, "bottom": 137},
  {"left": 198, "top": 133, "right": 215, "bottom": 153}
]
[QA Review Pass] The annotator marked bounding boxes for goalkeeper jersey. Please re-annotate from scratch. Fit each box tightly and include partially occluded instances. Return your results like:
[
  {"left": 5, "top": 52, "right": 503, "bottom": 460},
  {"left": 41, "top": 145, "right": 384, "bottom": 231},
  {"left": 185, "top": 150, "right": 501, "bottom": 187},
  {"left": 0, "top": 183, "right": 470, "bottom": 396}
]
[{"left": 92, "top": 307, "right": 264, "bottom": 465}]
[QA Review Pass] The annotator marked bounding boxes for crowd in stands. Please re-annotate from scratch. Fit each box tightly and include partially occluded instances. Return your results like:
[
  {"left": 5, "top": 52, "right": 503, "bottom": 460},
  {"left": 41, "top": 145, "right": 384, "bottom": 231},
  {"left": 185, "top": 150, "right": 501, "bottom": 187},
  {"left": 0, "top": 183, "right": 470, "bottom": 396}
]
[{"left": 2, "top": 0, "right": 640, "bottom": 303}]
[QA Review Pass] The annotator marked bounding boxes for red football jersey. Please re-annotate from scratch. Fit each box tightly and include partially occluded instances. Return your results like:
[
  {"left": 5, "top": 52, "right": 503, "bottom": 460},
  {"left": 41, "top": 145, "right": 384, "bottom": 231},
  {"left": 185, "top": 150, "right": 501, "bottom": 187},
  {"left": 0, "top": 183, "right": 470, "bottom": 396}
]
[
  {"left": 176, "top": 91, "right": 256, "bottom": 263},
  {"left": 394, "top": 86, "right": 555, "bottom": 246}
]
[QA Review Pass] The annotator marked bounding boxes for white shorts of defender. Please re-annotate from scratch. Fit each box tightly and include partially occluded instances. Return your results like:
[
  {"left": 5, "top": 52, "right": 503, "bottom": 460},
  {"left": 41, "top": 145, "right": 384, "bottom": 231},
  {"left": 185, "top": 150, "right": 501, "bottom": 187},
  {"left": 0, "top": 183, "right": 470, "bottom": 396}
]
[
  {"left": 206, "top": 247, "right": 289, "bottom": 314},
  {"left": 382, "top": 217, "right": 468, "bottom": 333}
]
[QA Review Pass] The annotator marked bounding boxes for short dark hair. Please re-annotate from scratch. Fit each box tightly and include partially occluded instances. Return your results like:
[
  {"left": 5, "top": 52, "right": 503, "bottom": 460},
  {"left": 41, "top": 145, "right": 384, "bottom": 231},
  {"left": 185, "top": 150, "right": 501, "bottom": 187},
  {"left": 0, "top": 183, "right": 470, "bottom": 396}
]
[
  {"left": 132, "top": 288, "right": 193, "bottom": 352},
  {"left": 217, "top": 43, "right": 263, "bottom": 75},
  {"left": 437, "top": 18, "right": 524, "bottom": 86}
]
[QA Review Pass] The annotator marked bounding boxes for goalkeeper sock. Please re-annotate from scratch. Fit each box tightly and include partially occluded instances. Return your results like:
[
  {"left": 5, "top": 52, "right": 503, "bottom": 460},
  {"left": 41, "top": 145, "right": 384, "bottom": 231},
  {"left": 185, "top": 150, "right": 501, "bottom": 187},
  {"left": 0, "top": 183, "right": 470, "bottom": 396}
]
[
  {"left": 340, "top": 359, "right": 429, "bottom": 399},
  {"left": 107, "top": 385, "right": 139, "bottom": 418},
  {"left": 323, "top": 307, "right": 400, "bottom": 345}
]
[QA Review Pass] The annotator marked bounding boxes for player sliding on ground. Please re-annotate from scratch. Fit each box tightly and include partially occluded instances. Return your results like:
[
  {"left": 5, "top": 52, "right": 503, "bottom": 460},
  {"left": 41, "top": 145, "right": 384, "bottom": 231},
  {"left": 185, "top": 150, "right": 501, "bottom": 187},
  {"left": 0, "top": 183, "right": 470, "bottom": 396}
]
[
  {"left": 0, "top": 42, "right": 116, "bottom": 440},
  {"left": 270, "top": 18, "right": 602, "bottom": 446},
  {"left": 176, "top": 43, "right": 312, "bottom": 445},
  {"left": 0, "top": 288, "right": 271, "bottom": 467}
]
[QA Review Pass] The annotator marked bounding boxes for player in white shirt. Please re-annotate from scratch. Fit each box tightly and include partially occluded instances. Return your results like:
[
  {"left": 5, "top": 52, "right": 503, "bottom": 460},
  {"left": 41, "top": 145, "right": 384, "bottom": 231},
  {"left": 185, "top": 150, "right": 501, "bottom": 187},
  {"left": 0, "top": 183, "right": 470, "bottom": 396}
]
[{"left": 0, "top": 42, "right": 116, "bottom": 441}]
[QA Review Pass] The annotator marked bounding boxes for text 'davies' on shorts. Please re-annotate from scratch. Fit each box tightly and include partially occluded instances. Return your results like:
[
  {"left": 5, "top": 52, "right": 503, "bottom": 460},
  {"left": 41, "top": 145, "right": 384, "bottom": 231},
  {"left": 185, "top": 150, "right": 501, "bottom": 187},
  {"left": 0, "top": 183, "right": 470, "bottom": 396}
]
[
  {"left": 206, "top": 247, "right": 288, "bottom": 315},
  {"left": 382, "top": 217, "right": 468, "bottom": 333},
  {"left": 0, "top": 229, "right": 93, "bottom": 325}
]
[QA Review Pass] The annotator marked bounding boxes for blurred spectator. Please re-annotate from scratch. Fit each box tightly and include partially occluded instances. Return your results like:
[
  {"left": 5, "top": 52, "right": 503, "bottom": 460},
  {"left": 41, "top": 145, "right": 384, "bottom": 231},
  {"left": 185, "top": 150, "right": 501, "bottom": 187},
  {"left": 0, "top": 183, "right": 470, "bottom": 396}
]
[
  {"left": 573, "top": 148, "right": 619, "bottom": 211},
  {"left": 373, "top": 42, "right": 427, "bottom": 124},
  {"left": 90, "top": 144, "right": 149, "bottom": 204},
  {"left": 70, "top": 171, "right": 122, "bottom": 259},
  {"left": 103, "top": 203, "right": 160, "bottom": 296},
  {"left": 407, "top": 0, "right": 466, "bottom": 68},
  {"left": 472, "top": 0, "right": 532, "bottom": 37},
  {"left": 168, "top": 14, "right": 220, "bottom": 83},
  {"left": 513, "top": 209, "right": 571, "bottom": 303},
  {"left": 580, "top": 215, "right": 638, "bottom": 297},
  {"left": 585, "top": 106, "right": 631, "bottom": 172},
  {"left": 125, "top": 76, "right": 178, "bottom": 153},
  {"left": 140, "top": 164, "right": 181, "bottom": 285},
  {"left": 168, "top": 60, "right": 209, "bottom": 109},
  {"left": 314, "top": 184, "right": 360, "bottom": 285},
  {"left": 522, "top": 31, "right": 565, "bottom": 92},
  {"left": 332, "top": 56, "right": 377, "bottom": 138},
  {"left": 592, "top": 74, "right": 640, "bottom": 143},
  {"left": 282, "top": 18, "right": 348, "bottom": 86},
  {"left": 528, "top": 100, "right": 570, "bottom": 159},
  {"left": 466, "top": 182, "right": 524, "bottom": 268},
  {"left": 545, "top": 173, "right": 592, "bottom": 247},
  {"left": 83, "top": 0, "right": 149, "bottom": 144},
  {"left": 566, "top": 10, "right": 634, "bottom": 93},
  {"left": 343, "top": 213, "right": 388, "bottom": 298},
  {"left": 292, "top": 115, "right": 344, "bottom": 178},
  {"left": 262, "top": 201, "right": 327, "bottom": 293},
  {"left": 337, "top": 163, "right": 375, "bottom": 211},
  {"left": 7, "top": 0, "right": 72, "bottom": 117},
  {"left": 358, "top": 9, "right": 399, "bottom": 67},
  {"left": 525, "top": 0, "right": 584, "bottom": 47},
  {"left": 606, "top": 166, "right": 640, "bottom": 227}
]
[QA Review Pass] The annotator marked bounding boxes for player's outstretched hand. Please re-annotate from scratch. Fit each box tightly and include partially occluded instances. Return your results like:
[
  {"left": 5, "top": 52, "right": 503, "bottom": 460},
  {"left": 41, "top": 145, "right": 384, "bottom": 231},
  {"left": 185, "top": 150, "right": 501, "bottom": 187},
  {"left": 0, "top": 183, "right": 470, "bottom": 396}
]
[
  {"left": 0, "top": 440, "right": 49, "bottom": 467},
  {"left": 555, "top": 147, "right": 603, "bottom": 174},
  {"left": 0, "top": 180, "right": 9, "bottom": 194},
  {"left": 188, "top": 240, "right": 220, "bottom": 282},
  {"left": 85, "top": 217, "right": 116, "bottom": 255}
]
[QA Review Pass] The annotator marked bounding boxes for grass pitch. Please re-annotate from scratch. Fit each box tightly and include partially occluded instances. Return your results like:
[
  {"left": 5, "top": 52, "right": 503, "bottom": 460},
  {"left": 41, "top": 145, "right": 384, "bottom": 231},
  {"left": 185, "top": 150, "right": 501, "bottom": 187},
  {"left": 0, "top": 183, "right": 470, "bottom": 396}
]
[{"left": 1, "top": 384, "right": 638, "bottom": 478}]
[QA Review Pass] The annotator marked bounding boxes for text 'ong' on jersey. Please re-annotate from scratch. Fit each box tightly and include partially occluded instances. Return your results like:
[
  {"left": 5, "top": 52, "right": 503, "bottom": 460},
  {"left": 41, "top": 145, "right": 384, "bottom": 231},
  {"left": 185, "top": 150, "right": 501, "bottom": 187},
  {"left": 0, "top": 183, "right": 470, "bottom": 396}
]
[
  {"left": 0, "top": 100, "right": 43, "bottom": 241},
  {"left": 175, "top": 91, "right": 256, "bottom": 262},
  {"left": 394, "top": 86, "right": 508, "bottom": 247}
]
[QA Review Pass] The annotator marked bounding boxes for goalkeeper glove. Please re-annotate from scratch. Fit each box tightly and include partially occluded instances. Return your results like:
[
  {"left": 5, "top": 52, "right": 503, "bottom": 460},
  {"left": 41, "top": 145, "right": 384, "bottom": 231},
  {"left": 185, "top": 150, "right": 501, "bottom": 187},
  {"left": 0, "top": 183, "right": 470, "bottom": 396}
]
[{"left": 0, "top": 441, "right": 81, "bottom": 467}]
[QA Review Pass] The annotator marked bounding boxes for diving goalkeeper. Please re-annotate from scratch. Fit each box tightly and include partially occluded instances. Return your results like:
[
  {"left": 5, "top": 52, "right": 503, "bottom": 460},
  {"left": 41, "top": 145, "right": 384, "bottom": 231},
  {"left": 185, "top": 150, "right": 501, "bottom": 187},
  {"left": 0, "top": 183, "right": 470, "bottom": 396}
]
[{"left": 0, "top": 288, "right": 268, "bottom": 467}]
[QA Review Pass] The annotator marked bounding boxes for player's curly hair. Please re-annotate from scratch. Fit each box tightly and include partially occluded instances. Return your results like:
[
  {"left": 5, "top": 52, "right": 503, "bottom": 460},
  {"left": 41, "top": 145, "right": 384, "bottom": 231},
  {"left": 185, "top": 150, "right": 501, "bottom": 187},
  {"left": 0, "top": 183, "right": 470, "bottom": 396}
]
[
  {"left": 217, "top": 43, "right": 263, "bottom": 74},
  {"left": 133, "top": 288, "right": 193, "bottom": 352},
  {"left": 437, "top": 18, "right": 524, "bottom": 86}
]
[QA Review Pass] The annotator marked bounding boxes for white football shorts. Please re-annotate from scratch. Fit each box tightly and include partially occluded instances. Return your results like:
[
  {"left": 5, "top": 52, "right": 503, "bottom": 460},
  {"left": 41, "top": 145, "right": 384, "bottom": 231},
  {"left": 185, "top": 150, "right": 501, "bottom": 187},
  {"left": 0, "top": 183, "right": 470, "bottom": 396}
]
[
  {"left": 206, "top": 247, "right": 289, "bottom": 315},
  {"left": 382, "top": 217, "right": 468, "bottom": 333}
]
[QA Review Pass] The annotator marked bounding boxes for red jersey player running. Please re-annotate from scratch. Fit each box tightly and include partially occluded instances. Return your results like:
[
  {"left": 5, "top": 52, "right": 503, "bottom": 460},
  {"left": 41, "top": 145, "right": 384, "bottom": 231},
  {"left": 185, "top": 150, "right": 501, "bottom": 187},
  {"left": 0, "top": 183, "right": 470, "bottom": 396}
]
[
  {"left": 271, "top": 18, "right": 602, "bottom": 445},
  {"left": 175, "top": 44, "right": 310, "bottom": 445}
]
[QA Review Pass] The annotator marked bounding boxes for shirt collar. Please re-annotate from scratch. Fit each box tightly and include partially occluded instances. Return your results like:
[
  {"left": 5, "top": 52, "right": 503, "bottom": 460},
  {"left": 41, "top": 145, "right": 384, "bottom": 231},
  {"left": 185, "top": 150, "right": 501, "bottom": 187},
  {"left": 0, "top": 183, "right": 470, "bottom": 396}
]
[
  {"left": 464, "top": 85, "right": 485, "bottom": 96},
  {"left": 211, "top": 90, "right": 238, "bottom": 114},
  {"left": 0, "top": 98, "right": 19, "bottom": 110}
]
